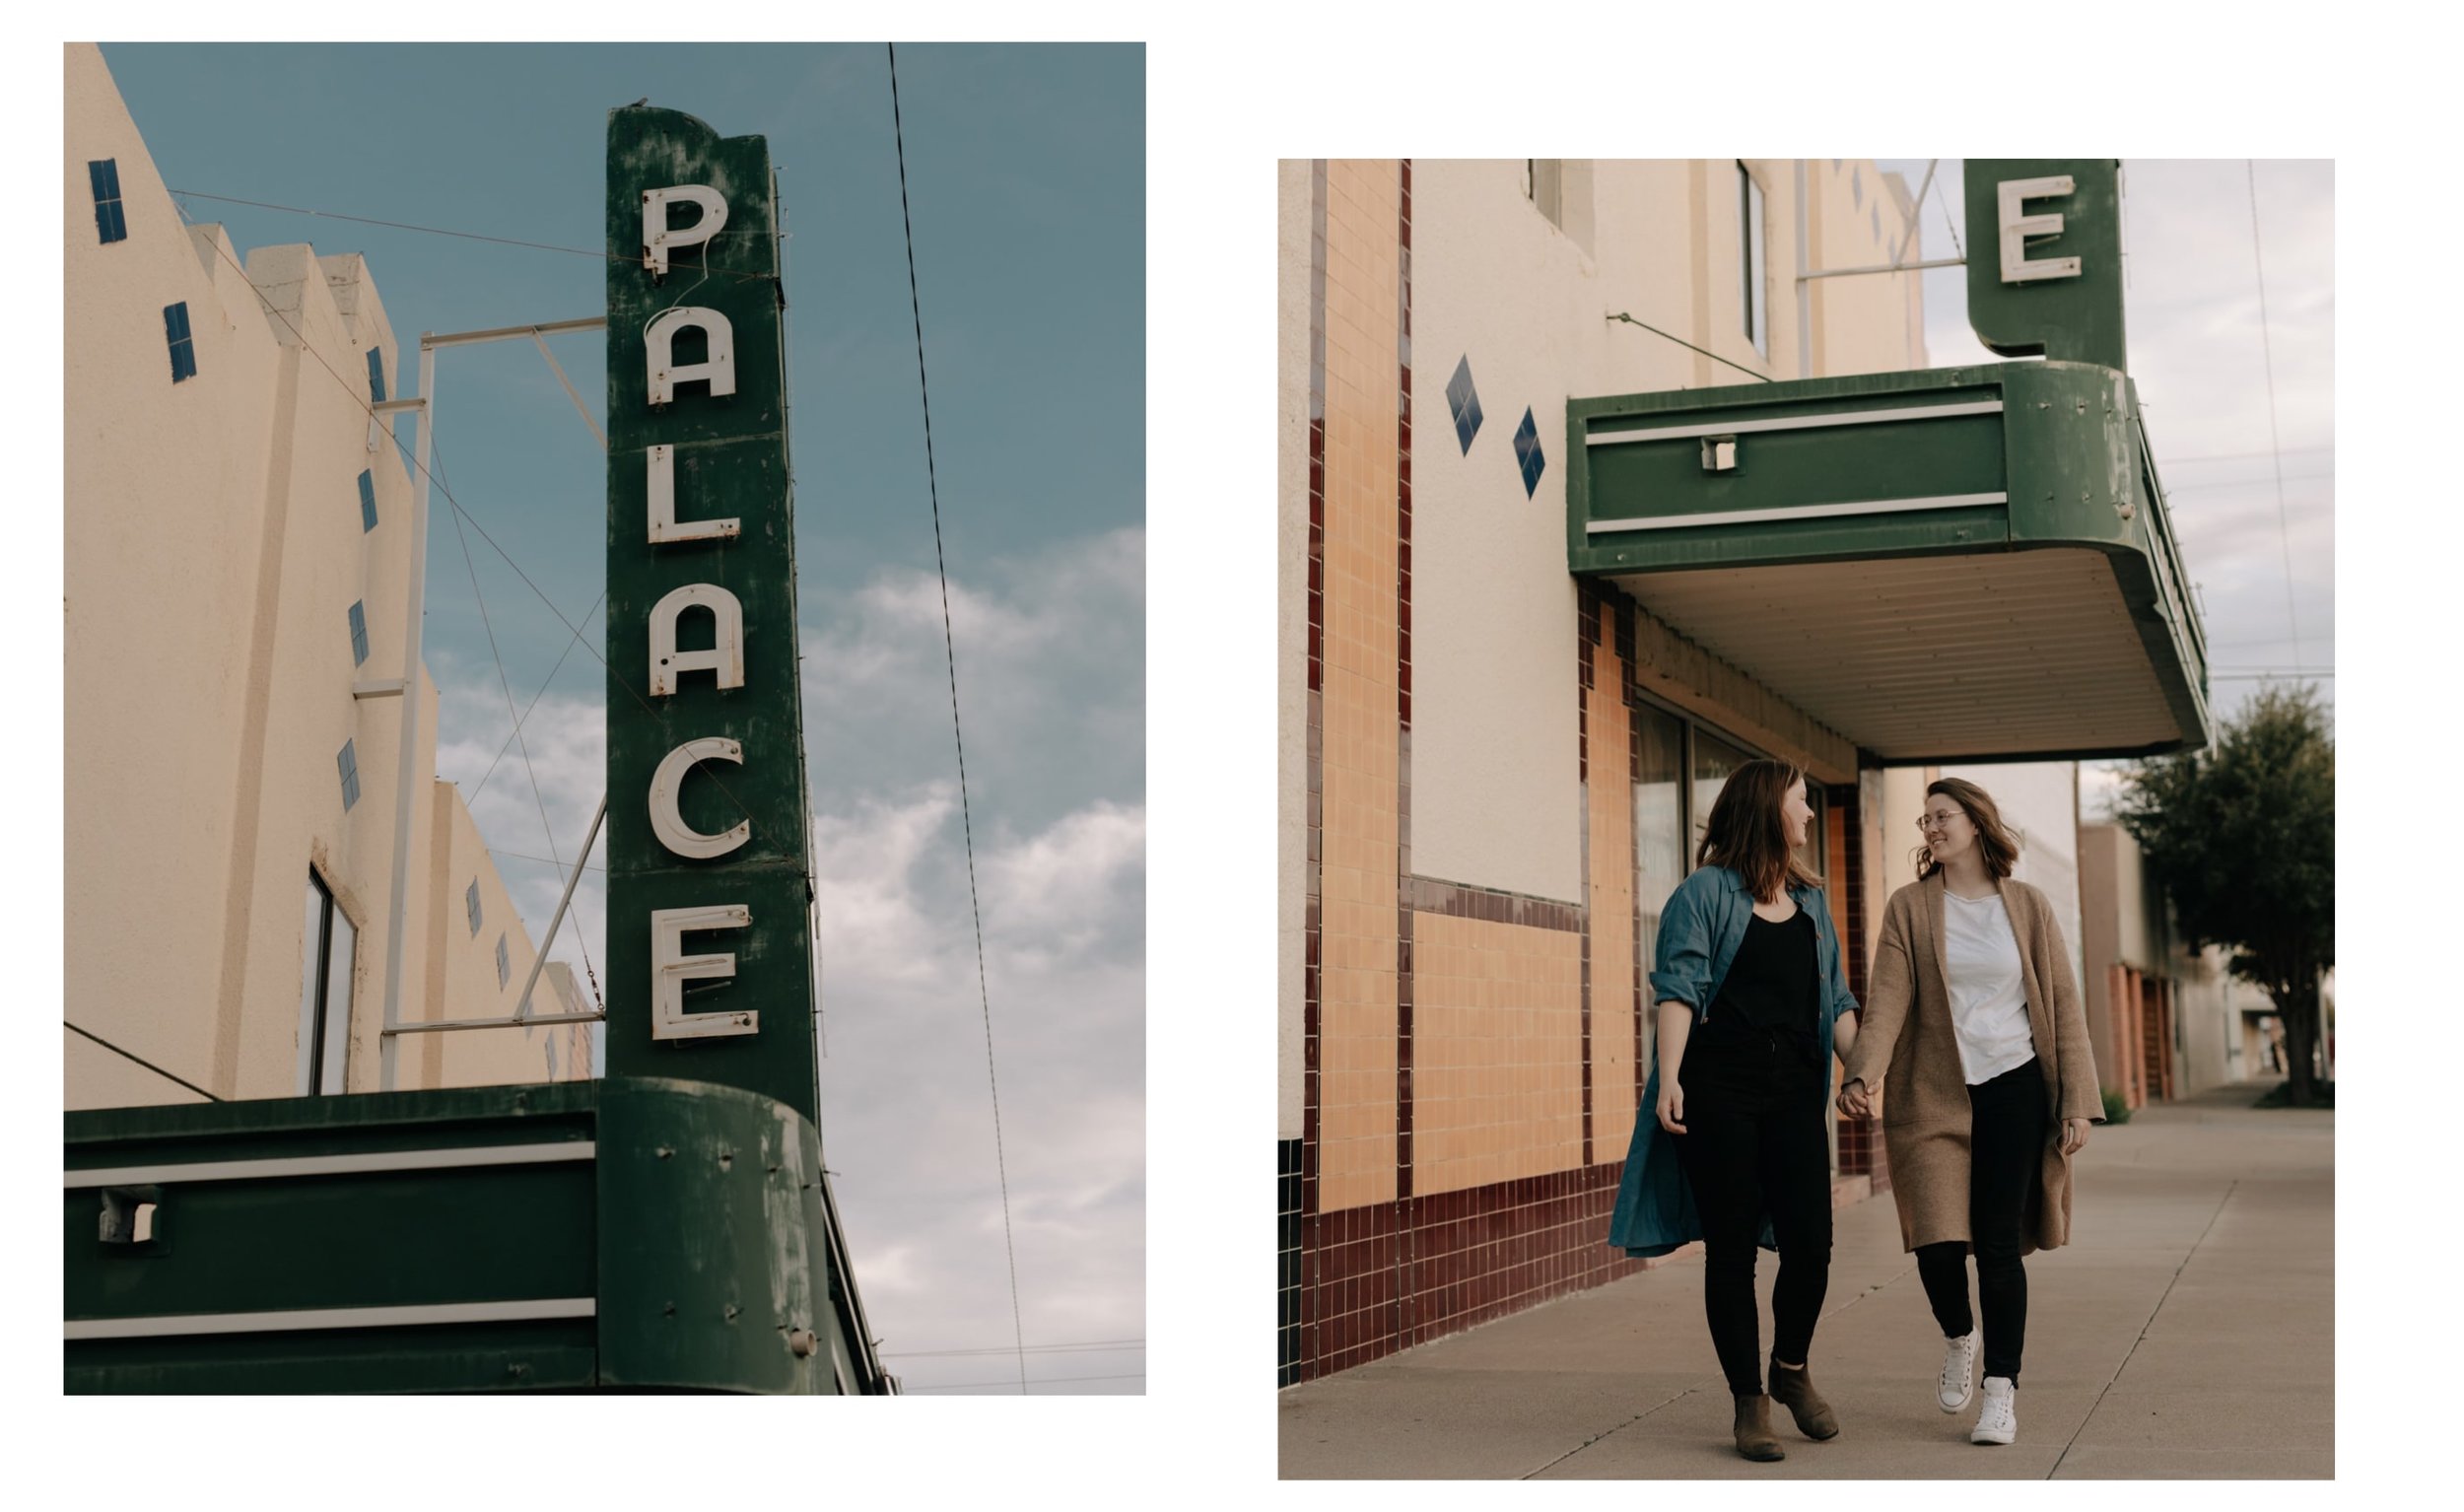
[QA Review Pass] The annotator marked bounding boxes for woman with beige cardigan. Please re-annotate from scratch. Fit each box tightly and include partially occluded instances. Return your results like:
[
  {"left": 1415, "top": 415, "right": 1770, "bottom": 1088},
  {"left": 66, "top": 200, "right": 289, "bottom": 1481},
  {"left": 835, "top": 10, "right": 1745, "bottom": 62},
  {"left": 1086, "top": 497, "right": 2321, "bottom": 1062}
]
[{"left": 1836, "top": 778, "right": 2101, "bottom": 1447}]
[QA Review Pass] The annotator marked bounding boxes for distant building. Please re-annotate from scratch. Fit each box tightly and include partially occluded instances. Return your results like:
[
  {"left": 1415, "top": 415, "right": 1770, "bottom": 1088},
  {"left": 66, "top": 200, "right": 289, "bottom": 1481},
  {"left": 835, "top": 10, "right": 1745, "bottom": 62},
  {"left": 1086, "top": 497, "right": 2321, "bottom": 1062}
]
[
  {"left": 65, "top": 42, "right": 585, "bottom": 1109},
  {"left": 2078, "top": 820, "right": 2284, "bottom": 1104}
]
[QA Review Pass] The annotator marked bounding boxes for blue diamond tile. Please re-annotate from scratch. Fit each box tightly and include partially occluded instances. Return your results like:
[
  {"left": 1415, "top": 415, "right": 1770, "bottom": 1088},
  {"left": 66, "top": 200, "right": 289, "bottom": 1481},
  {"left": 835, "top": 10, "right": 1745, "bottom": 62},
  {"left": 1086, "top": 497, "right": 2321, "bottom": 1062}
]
[
  {"left": 1445, "top": 355, "right": 1483, "bottom": 454},
  {"left": 1514, "top": 407, "right": 1545, "bottom": 498}
]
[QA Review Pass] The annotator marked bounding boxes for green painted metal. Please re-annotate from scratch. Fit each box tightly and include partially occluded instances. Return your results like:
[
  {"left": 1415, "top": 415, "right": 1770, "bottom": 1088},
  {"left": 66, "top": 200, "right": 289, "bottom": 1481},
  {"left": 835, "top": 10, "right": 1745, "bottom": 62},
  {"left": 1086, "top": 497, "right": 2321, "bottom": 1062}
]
[
  {"left": 603, "top": 105, "right": 821, "bottom": 1127},
  {"left": 1963, "top": 159, "right": 2126, "bottom": 373},
  {"left": 65, "top": 1078, "right": 888, "bottom": 1393},
  {"left": 1566, "top": 359, "right": 2209, "bottom": 757}
]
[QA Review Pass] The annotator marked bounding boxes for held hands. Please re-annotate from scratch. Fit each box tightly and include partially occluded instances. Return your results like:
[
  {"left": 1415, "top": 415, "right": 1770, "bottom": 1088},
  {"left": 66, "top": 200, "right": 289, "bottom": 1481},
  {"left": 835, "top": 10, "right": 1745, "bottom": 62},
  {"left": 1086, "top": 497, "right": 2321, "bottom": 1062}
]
[
  {"left": 1836, "top": 1078, "right": 1876, "bottom": 1119},
  {"left": 2059, "top": 1118, "right": 2091, "bottom": 1156},
  {"left": 1655, "top": 1078, "right": 1686, "bottom": 1134}
]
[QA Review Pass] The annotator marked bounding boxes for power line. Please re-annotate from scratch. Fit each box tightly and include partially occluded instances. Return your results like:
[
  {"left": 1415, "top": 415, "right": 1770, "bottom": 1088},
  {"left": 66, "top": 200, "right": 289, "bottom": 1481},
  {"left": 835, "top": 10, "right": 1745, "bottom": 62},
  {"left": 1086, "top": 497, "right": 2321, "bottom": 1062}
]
[
  {"left": 2246, "top": 161, "right": 2303, "bottom": 672},
  {"left": 165, "top": 186, "right": 780, "bottom": 288},
  {"left": 436, "top": 428, "right": 600, "bottom": 1000},
  {"left": 468, "top": 592, "right": 604, "bottom": 803},
  {"left": 2158, "top": 444, "right": 2332, "bottom": 466},
  {"left": 64, "top": 1021, "right": 221, "bottom": 1102},
  {"left": 877, "top": 1349, "right": 1143, "bottom": 1369},
  {"left": 903, "top": 1372, "right": 1144, "bottom": 1393},
  {"left": 491, "top": 850, "right": 607, "bottom": 873},
  {"left": 889, "top": 39, "right": 1031, "bottom": 1401}
]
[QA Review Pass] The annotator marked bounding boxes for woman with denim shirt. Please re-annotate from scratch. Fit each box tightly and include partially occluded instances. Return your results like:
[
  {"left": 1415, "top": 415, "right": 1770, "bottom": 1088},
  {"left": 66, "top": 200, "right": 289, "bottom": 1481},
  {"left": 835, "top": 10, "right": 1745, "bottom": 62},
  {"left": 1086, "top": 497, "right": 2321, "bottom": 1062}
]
[{"left": 1607, "top": 759, "right": 1862, "bottom": 1462}]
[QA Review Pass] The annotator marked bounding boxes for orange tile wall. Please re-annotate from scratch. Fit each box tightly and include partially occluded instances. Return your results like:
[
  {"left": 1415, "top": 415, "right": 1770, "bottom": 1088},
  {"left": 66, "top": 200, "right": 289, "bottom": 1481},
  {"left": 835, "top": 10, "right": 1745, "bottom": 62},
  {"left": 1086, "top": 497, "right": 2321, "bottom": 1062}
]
[
  {"left": 1315, "top": 160, "right": 1403, "bottom": 1212},
  {"left": 1409, "top": 914, "right": 1585, "bottom": 1195},
  {"left": 1588, "top": 606, "right": 1638, "bottom": 1162}
]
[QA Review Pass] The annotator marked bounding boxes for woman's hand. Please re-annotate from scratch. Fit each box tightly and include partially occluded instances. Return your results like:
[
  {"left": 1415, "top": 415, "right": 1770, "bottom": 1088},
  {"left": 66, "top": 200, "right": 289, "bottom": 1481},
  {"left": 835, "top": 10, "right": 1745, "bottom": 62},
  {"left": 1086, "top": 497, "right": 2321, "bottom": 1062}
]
[
  {"left": 1837, "top": 1078, "right": 1875, "bottom": 1119},
  {"left": 2059, "top": 1118, "right": 2091, "bottom": 1156},
  {"left": 1656, "top": 1078, "right": 1686, "bottom": 1134}
]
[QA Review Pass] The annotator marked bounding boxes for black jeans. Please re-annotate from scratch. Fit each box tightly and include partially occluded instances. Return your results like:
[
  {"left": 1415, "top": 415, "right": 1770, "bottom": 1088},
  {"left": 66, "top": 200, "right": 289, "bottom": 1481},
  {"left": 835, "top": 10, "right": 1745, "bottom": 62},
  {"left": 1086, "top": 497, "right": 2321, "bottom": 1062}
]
[
  {"left": 1914, "top": 1057, "right": 2048, "bottom": 1381},
  {"left": 1674, "top": 1026, "right": 1833, "bottom": 1397}
]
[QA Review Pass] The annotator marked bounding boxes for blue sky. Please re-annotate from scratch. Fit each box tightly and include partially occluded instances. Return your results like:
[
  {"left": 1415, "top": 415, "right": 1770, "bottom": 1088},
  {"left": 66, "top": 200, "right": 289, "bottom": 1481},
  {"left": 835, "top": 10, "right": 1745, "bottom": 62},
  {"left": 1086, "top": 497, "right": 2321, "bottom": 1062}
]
[{"left": 99, "top": 41, "right": 1145, "bottom": 1396}]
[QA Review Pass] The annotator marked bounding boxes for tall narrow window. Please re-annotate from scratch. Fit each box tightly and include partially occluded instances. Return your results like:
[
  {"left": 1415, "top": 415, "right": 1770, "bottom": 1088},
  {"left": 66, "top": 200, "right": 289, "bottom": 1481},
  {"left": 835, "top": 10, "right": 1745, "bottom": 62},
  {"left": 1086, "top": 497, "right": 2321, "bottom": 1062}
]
[
  {"left": 357, "top": 470, "right": 377, "bottom": 532},
  {"left": 365, "top": 348, "right": 387, "bottom": 404},
  {"left": 1739, "top": 164, "right": 1768, "bottom": 358},
  {"left": 1527, "top": 160, "right": 1565, "bottom": 231},
  {"left": 89, "top": 159, "right": 127, "bottom": 243},
  {"left": 347, "top": 600, "right": 370, "bottom": 665},
  {"left": 164, "top": 302, "right": 196, "bottom": 382},
  {"left": 466, "top": 879, "right": 483, "bottom": 936},
  {"left": 337, "top": 738, "right": 361, "bottom": 810},
  {"left": 299, "top": 871, "right": 357, "bottom": 1095},
  {"left": 496, "top": 933, "right": 512, "bottom": 989}
]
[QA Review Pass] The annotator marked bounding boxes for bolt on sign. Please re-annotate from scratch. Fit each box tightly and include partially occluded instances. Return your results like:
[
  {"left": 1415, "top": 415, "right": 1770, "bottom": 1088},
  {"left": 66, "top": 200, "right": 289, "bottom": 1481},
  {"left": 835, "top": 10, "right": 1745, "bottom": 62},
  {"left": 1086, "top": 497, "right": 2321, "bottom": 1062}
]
[
  {"left": 1962, "top": 159, "right": 2127, "bottom": 374},
  {"left": 603, "top": 106, "right": 821, "bottom": 1126}
]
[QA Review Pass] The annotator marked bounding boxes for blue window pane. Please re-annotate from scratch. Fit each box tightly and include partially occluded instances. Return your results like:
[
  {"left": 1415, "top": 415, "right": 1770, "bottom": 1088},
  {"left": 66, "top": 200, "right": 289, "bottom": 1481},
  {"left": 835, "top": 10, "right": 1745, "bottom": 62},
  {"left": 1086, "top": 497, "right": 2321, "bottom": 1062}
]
[
  {"left": 164, "top": 302, "right": 195, "bottom": 382},
  {"left": 358, "top": 470, "right": 377, "bottom": 531},
  {"left": 347, "top": 600, "right": 369, "bottom": 665},
  {"left": 90, "top": 160, "right": 126, "bottom": 244},
  {"left": 1445, "top": 356, "right": 1483, "bottom": 455},
  {"left": 1514, "top": 407, "right": 1546, "bottom": 499},
  {"left": 466, "top": 879, "right": 482, "bottom": 936},
  {"left": 337, "top": 739, "right": 361, "bottom": 810},
  {"left": 366, "top": 348, "right": 387, "bottom": 404}
]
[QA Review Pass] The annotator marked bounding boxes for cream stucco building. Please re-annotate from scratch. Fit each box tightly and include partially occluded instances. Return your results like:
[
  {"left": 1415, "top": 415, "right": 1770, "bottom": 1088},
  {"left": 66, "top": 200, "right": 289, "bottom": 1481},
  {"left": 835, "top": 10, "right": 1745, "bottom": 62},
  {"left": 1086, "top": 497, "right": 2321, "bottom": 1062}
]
[{"left": 65, "top": 42, "right": 587, "bottom": 1111}]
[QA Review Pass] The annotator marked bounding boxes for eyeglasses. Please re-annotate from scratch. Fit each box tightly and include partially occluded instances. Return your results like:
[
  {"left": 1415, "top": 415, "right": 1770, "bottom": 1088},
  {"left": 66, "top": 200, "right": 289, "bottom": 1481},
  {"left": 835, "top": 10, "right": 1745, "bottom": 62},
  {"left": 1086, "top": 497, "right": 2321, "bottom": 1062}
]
[{"left": 1915, "top": 811, "right": 1966, "bottom": 834}]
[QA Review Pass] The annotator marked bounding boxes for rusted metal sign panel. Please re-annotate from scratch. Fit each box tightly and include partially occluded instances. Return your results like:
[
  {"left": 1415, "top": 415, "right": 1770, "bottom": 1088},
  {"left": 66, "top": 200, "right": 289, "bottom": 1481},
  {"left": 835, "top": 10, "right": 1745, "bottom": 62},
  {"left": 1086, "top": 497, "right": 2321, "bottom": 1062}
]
[{"left": 601, "top": 106, "right": 822, "bottom": 1125}]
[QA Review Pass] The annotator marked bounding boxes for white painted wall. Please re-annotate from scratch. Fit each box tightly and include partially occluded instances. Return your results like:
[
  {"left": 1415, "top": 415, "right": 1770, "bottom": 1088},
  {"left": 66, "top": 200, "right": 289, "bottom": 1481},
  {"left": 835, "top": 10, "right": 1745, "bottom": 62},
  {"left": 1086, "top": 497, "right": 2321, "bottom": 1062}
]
[
  {"left": 1407, "top": 161, "right": 1929, "bottom": 904},
  {"left": 65, "top": 43, "right": 569, "bottom": 1109}
]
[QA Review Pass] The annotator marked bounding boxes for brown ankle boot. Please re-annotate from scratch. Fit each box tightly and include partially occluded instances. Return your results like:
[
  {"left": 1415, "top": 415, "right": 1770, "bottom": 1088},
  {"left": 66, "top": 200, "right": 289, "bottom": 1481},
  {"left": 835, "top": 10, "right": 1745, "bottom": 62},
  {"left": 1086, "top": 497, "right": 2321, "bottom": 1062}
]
[
  {"left": 1768, "top": 1360, "right": 1839, "bottom": 1440},
  {"left": 1732, "top": 1394, "right": 1785, "bottom": 1461}
]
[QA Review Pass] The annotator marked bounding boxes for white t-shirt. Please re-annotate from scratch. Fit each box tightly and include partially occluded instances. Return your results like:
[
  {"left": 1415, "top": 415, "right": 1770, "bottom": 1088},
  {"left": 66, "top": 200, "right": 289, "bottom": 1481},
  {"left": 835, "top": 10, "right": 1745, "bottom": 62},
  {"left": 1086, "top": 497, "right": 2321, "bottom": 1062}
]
[{"left": 1941, "top": 888, "right": 2037, "bottom": 1085}]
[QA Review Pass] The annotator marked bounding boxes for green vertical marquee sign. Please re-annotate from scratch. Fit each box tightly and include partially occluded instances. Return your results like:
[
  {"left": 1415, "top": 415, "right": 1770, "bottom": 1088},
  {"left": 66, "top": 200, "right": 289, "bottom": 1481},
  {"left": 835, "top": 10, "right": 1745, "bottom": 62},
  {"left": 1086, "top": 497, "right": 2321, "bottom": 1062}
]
[
  {"left": 603, "top": 106, "right": 820, "bottom": 1126},
  {"left": 1963, "top": 159, "right": 2127, "bottom": 373}
]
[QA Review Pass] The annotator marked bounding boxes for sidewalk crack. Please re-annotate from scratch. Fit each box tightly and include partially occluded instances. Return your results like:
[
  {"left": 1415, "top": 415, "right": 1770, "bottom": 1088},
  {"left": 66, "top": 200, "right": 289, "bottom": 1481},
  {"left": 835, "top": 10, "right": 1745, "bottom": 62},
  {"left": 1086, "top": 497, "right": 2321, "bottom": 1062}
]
[
  {"left": 1520, "top": 1387, "right": 1704, "bottom": 1479},
  {"left": 2046, "top": 1178, "right": 2238, "bottom": 1479}
]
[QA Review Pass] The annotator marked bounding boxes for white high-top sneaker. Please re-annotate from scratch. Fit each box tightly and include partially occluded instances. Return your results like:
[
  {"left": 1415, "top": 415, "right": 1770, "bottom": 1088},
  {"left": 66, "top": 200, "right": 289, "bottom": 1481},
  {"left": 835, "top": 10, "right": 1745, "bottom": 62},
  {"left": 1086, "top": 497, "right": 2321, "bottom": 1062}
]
[
  {"left": 1938, "top": 1330, "right": 1978, "bottom": 1412},
  {"left": 1970, "top": 1375, "right": 2017, "bottom": 1445}
]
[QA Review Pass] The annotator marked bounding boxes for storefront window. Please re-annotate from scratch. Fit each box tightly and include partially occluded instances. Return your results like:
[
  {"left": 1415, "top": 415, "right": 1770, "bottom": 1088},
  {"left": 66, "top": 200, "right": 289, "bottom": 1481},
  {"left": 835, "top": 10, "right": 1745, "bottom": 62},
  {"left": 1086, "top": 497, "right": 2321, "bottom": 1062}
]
[
  {"left": 1691, "top": 728, "right": 1752, "bottom": 849},
  {"left": 1634, "top": 703, "right": 1687, "bottom": 956}
]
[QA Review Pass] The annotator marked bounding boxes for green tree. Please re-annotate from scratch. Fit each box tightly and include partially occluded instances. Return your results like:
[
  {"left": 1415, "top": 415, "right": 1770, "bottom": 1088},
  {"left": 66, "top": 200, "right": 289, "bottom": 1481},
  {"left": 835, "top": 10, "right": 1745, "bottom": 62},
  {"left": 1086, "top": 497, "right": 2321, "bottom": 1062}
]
[{"left": 2115, "top": 684, "right": 2334, "bottom": 1106}]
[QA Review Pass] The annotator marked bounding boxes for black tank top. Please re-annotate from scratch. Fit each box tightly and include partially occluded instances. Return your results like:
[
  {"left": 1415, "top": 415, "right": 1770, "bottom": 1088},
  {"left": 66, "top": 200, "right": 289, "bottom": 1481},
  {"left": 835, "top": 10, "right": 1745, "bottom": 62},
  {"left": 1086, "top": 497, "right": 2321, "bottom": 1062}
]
[{"left": 1702, "top": 908, "right": 1821, "bottom": 1067}]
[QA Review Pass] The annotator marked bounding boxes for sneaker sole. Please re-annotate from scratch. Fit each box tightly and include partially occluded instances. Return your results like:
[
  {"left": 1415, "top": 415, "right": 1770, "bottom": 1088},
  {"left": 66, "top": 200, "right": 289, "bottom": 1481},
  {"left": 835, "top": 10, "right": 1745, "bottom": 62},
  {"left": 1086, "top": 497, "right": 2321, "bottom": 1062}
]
[{"left": 1969, "top": 1429, "right": 2015, "bottom": 1445}]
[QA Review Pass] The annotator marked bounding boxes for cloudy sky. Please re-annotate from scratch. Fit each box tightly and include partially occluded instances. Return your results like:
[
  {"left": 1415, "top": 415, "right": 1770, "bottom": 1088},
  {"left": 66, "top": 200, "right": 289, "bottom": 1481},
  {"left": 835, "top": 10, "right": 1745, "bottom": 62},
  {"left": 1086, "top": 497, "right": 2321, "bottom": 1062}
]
[
  {"left": 1875, "top": 160, "right": 2334, "bottom": 815},
  {"left": 100, "top": 42, "right": 1144, "bottom": 1395}
]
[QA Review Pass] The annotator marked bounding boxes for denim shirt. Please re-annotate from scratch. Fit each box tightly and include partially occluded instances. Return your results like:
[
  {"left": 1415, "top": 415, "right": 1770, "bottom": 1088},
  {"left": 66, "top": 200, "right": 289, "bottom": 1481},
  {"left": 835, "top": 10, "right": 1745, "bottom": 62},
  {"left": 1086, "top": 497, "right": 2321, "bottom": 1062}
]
[{"left": 1607, "top": 864, "right": 1861, "bottom": 1258}]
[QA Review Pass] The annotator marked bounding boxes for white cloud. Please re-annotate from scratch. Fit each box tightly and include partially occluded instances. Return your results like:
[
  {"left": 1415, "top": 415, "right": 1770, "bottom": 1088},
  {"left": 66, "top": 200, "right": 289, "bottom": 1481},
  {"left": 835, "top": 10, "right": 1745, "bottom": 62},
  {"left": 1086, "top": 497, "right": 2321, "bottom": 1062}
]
[{"left": 425, "top": 529, "right": 1146, "bottom": 1394}]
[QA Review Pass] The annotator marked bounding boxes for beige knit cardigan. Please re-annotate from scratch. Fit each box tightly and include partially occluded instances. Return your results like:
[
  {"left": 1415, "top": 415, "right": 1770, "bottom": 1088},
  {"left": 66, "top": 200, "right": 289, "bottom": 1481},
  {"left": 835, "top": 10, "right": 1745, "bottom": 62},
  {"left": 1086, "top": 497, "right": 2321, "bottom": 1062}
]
[{"left": 1842, "top": 872, "right": 2104, "bottom": 1254}]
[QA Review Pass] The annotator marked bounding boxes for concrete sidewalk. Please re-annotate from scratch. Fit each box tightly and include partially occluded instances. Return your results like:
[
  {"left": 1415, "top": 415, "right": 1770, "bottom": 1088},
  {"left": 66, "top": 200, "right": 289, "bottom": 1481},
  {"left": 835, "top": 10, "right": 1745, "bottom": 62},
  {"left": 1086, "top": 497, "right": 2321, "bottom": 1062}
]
[{"left": 1278, "top": 1080, "right": 2332, "bottom": 1479}]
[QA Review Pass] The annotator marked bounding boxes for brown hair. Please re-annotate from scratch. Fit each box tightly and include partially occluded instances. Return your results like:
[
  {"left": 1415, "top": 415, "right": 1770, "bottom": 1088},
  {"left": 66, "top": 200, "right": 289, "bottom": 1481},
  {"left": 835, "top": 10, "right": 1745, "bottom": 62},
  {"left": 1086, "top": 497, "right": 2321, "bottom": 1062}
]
[
  {"left": 1913, "top": 777, "right": 2022, "bottom": 880},
  {"left": 1697, "top": 758, "right": 1823, "bottom": 903}
]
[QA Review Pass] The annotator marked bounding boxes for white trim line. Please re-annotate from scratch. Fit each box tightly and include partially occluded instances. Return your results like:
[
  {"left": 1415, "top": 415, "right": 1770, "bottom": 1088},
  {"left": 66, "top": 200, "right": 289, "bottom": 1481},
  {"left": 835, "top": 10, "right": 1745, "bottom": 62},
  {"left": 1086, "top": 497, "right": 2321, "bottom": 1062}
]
[
  {"left": 1588, "top": 493, "right": 2009, "bottom": 534},
  {"left": 1585, "top": 399, "right": 2003, "bottom": 446},
  {"left": 65, "top": 1140, "right": 595, "bottom": 1190},
  {"left": 66, "top": 1296, "right": 596, "bottom": 1341}
]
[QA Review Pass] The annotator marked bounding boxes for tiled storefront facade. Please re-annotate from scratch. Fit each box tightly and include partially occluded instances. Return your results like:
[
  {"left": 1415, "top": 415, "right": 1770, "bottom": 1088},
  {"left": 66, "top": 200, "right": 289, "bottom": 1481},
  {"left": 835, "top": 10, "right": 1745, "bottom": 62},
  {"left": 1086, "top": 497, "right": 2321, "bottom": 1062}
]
[{"left": 1282, "top": 160, "right": 1908, "bottom": 1387}]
